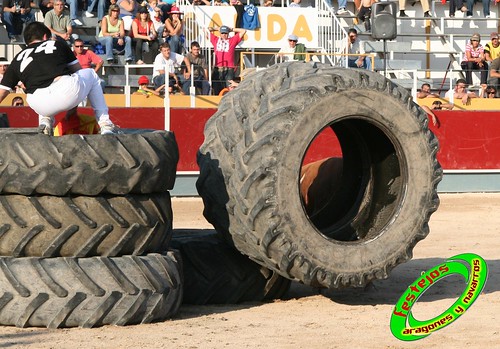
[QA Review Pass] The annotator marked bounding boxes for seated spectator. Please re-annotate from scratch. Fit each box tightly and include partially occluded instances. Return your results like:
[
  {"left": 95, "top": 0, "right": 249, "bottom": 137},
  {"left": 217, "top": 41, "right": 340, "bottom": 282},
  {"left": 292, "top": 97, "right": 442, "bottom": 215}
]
[
  {"left": 417, "top": 83, "right": 440, "bottom": 98},
  {"left": 130, "top": 6, "right": 158, "bottom": 64},
  {"left": 445, "top": 78, "right": 478, "bottom": 105},
  {"left": 0, "top": 58, "right": 9, "bottom": 81},
  {"left": 98, "top": 5, "right": 134, "bottom": 64},
  {"left": 399, "top": 0, "right": 431, "bottom": 17},
  {"left": 480, "top": 85, "right": 497, "bottom": 98},
  {"left": 163, "top": 6, "right": 184, "bottom": 54},
  {"left": 39, "top": 0, "right": 54, "bottom": 17},
  {"left": 134, "top": 75, "right": 164, "bottom": 97},
  {"left": 346, "top": 28, "right": 371, "bottom": 70},
  {"left": 484, "top": 32, "right": 500, "bottom": 67},
  {"left": 44, "top": 0, "right": 78, "bottom": 44},
  {"left": 73, "top": 39, "right": 104, "bottom": 72},
  {"left": 152, "top": 42, "right": 192, "bottom": 94},
  {"left": 465, "top": 0, "right": 490, "bottom": 18},
  {"left": 117, "top": 0, "right": 138, "bottom": 31},
  {"left": 184, "top": 41, "right": 211, "bottom": 95},
  {"left": 278, "top": 34, "right": 307, "bottom": 62},
  {"left": 288, "top": 0, "right": 302, "bottom": 7},
  {"left": 3, "top": 0, "right": 35, "bottom": 42},
  {"left": 449, "top": 0, "right": 466, "bottom": 18},
  {"left": 421, "top": 100, "right": 453, "bottom": 127},
  {"left": 146, "top": 0, "right": 165, "bottom": 39},
  {"left": 11, "top": 96, "right": 24, "bottom": 106},
  {"left": 461, "top": 33, "right": 487, "bottom": 86}
]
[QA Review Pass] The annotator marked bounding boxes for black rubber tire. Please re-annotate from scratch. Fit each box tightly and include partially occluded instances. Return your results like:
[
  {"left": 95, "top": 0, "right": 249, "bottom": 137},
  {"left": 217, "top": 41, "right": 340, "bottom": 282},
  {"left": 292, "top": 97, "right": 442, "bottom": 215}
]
[
  {"left": 0, "top": 192, "right": 173, "bottom": 257},
  {"left": 0, "top": 130, "right": 178, "bottom": 196},
  {"left": 0, "top": 252, "right": 183, "bottom": 328},
  {"left": 170, "top": 229, "right": 290, "bottom": 305},
  {"left": 197, "top": 62, "right": 442, "bottom": 289}
]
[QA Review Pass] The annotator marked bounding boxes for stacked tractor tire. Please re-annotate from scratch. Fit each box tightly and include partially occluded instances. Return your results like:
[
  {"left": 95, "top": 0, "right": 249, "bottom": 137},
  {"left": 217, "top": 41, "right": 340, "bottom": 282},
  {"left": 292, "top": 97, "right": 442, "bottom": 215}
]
[{"left": 0, "top": 62, "right": 443, "bottom": 328}]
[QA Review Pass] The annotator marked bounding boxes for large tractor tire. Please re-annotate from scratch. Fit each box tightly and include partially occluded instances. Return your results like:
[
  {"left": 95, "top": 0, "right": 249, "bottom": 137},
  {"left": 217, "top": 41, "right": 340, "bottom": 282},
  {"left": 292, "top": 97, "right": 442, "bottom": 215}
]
[
  {"left": 0, "top": 252, "right": 183, "bottom": 328},
  {"left": 0, "top": 131, "right": 178, "bottom": 196},
  {"left": 171, "top": 229, "right": 290, "bottom": 305},
  {"left": 0, "top": 193, "right": 173, "bottom": 257},
  {"left": 197, "top": 62, "right": 442, "bottom": 289}
]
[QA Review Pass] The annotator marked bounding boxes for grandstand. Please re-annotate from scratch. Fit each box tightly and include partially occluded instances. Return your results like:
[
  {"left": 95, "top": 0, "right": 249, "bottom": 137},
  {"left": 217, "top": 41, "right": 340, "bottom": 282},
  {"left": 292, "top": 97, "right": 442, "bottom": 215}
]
[{"left": 0, "top": 0, "right": 498, "bottom": 97}]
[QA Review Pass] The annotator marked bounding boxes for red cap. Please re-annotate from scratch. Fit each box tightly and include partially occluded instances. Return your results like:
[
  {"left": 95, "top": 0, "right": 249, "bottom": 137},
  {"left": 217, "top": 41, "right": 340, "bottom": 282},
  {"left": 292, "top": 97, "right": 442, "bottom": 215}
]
[{"left": 138, "top": 75, "right": 149, "bottom": 85}]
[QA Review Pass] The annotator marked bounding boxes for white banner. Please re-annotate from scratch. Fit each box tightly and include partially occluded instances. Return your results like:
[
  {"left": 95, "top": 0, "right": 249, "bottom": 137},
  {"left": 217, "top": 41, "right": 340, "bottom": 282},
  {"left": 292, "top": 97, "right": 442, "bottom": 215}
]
[{"left": 183, "top": 7, "right": 319, "bottom": 49}]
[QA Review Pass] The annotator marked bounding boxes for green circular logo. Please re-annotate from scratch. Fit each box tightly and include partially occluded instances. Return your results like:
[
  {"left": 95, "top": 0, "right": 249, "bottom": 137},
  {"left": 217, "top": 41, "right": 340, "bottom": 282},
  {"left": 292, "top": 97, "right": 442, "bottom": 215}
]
[{"left": 390, "top": 253, "right": 488, "bottom": 341}]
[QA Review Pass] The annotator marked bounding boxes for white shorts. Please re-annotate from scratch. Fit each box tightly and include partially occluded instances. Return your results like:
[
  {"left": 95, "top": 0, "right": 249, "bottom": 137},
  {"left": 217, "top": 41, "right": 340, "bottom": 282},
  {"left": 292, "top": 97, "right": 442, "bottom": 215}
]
[{"left": 26, "top": 69, "right": 108, "bottom": 121}]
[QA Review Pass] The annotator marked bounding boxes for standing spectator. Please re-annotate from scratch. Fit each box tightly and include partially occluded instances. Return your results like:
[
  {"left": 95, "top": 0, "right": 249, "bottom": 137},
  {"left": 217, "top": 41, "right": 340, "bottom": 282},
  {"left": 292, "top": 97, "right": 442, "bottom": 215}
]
[
  {"left": 205, "top": 25, "right": 246, "bottom": 95},
  {"left": 184, "top": 41, "right": 210, "bottom": 95},
  {"left": 345, "top": 28, "right": 371, "bottom": 70},
  {"left": 399, "top": 0, "right": 431, "bottom": 17},
  {"left": 152, "top": 42, "right": 192, "bottom": 93},
  {"left": 0, "top": 22, "right": 120, "bottom": 135},
  {"left": 465, "top": 0, "right": 490, "bottom": 18},
  {"left": 44, "top": 0, "right": 78, "bottom": 44},
  {"left": 461, "top": 33, "right": 487, "bottom": 86},
  {"left": 484, "top": 32, "right": 500, "bottom": 66},
  {"left": 98, "top": 5, "right": 133, "bottom": 64},
  {"left": 417, "top": 83, "right": 440, "bottom": 98},
  {"left": 277, "top": 34, "right": 306, "bottom": 62},
  {"left": 356, "top": 0, "right": 375, "bottom": 31},
  {"left": 3, "top": 0, "right": 35, "bottom": 42},
  {"left": 445, "top": 78, "right": 478, "bottom": 105},
  {"left": 164, "top": 6, "right": 184, "bottom": 54},
  {"left": 130, "top": 6, "right": 158, "bottom": 64}
]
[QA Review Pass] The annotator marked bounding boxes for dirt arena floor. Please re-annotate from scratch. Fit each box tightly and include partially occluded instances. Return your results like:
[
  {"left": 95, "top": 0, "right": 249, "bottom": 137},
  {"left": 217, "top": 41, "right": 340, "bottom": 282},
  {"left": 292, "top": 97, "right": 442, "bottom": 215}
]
[{"left": 0, "top": 193, "right": 498, "bottom": 348}]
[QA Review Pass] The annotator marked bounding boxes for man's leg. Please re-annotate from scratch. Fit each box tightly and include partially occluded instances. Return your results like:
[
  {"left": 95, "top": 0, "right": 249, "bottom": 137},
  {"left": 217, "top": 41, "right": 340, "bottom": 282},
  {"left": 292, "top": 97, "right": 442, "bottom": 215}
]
[
  {"left": 3, "top": 12, "right": 15, "bottom": 39},
  {"left": 75, "top": 68, "right": 119, "bottom": 134}
]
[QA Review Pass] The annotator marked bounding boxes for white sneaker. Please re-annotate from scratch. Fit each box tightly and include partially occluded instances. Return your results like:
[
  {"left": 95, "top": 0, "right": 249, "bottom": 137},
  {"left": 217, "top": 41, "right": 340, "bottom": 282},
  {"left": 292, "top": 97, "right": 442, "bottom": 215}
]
[
  {"left": 84, "top": 11, "right": 94, "bottom": 17},
  {"left": 72, "top": 19, "right": 83, "bottom": 26},
  {"left": 99, "top": 123, "right": 122, "bottom": 135},
  {"left": 38, "top": 116, "right": 53, "bottom": 136},
  {"left": 336, "top": 7, "right": 348, "bottom": 15}
]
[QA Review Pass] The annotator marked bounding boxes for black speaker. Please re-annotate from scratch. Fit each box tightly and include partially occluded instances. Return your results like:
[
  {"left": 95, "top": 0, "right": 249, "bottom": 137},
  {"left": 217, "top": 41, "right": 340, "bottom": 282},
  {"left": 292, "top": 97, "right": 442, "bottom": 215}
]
[{"left": 371, "top": 2, "right": 397, "bottom": 40}]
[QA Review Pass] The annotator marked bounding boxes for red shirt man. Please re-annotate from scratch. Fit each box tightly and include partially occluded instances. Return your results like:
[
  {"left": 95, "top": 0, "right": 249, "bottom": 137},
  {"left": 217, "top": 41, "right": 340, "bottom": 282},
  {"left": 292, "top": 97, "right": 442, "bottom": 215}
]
[{"left": 73, "top": 39, "right": 103, "bottom": 72}]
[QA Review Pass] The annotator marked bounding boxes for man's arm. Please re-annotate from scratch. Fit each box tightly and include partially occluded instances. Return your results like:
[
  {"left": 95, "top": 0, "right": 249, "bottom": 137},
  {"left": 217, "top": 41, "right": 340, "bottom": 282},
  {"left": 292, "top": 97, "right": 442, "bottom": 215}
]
[
  {"left": 89, "top": 51, "right": 104, "bottom": 72},
  {"left": 234, "top": 27, "right": 246, "bottom": 39},
  {"left": 0, "top": 89, "right": 10, "bottom": 105}
]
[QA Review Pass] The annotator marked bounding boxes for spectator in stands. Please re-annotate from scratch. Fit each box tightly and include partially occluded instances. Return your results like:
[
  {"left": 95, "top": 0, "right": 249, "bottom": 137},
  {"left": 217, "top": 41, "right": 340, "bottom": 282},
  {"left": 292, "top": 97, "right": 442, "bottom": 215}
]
[
  {"left": 421, "top": 100, "right": 453, "bottom": 127},
  {"left": 449, "top": 0, "right": 466, "bottom": 18},
  {"left": 445, "top": 78, "right": 478, "bottom": 105},
  {"left": 278, "top": 34, "right": 307, "bottom": 62},
  {"left": 64, "top": 0, "right": 83, "bottom": 26},
  {"left": 73, "top": 39, "right": 104, "bottom": 72},
  {"left": 164, "top": 6, "right": 184, "bottom": 54},
  {"left": 357, "top": 0, "right": 375, "bottom": 31},
  {"left": 39, "top": 0, "right": 54, "bottom": 18},
  {"left": 3, "top": 0, "right": 35, "bottom": 42},
  {"left": 461, "top": 33, "right": 487, "bottom": 86},
  {"left": 417, "top": 83, "right": 440, "bottom": 98},
  {"left": 190, "top": 0, "right": 210, "bottom": 4},
  {"left": 184, "top": 41, "right": 211, "bottom": 95},
  {"left": 399, "top": 0, "right": 431, "bottom": 17},
  {"left": 98, "top": 5, "right": 134, "bottom": 64},
  {"left": 205, "top": 25, "right": 246, "bottom": 95},
  {"left": 488, "top": 57, "right": 500, "bottom": 90},
  {"left": 480, "top": 85, "right": 497, "bottom": 98},
  {"left": 346, "top": 28, "right": 371, "bottom": 70},
  {"left": 465, "top": 0, "right": 490, "bottom": 18},
  {"left": 288, "top": 0, "right": 302, "bottom": 7},
  {"left": 117, "top": 0, "right": 138, "bottom": 31},
  {"left": 84, "top": 0, "right": 106, "bottom": 21},
  {"left": 484, "top": 32, "right": 500, "bottom": 66},
  {"left": 134, "top": 75, "right": 164, "bottom": 96},
  {"left": 131, "top": 6, "right": 158, "bottom": 64},
  {"left": 263, "top": 0, "right": 273, "bottom": 6},
  {"left": 324, "top": 0, "right": 347, "bottom": 15},
  {"left": 152, "top": 42, "right": 192, "bottom": 94},
  {"left": 147, "top": 0, "right": 165, "bottom": 39},
  {"left": 11, "top": 96, "right": 24, "bottom": 106},
  {"left": 0, "top": 58, "right": 9, "bottom": 81},
  {"left": 44, "top": 0, "right": 78, "bottom": 44}
]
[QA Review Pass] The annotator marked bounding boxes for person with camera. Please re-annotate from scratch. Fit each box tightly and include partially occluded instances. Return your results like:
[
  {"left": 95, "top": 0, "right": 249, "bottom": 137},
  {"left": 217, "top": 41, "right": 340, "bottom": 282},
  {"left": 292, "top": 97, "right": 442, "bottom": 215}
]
[{"left": 3, "top": 0, "right": 35, "bottom": 43}]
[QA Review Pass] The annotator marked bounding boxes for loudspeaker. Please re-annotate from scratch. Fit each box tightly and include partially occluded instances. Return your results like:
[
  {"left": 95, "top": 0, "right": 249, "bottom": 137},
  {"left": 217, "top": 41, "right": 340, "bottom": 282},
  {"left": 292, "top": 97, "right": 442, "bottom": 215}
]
[{"left": 371, "top": 2, "right": 397, "bottom": 40}]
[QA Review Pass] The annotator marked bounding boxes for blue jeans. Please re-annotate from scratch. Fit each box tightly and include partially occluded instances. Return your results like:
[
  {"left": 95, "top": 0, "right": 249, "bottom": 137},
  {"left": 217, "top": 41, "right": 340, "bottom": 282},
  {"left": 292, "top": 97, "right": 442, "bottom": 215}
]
[
  {"left": 97, "top": 35, "right": 133, "bottom": 62},
  {"left": 3, "top": 12, "right": 35, "bottom": 37},
  {"left": 87, "top": 0, "right": 106, "bottom": 19},
  {"left": 168, "top": 35, "right": 183, "bottom": 54},
  {"left": 66, "top": 0, "right": 77, "bottom": 20},
  {"left": 348, "top": 57, "right": 372, "bottom": 70},
  {"left": 182, "top": 76, "right": 211, "bottom": 95}
]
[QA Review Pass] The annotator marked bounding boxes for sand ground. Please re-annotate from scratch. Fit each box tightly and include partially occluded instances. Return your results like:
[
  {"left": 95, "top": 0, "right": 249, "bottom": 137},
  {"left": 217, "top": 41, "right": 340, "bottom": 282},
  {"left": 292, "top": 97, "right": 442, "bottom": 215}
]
[{"left": 0, "top": 193, "right": 498, "bottom": 349}]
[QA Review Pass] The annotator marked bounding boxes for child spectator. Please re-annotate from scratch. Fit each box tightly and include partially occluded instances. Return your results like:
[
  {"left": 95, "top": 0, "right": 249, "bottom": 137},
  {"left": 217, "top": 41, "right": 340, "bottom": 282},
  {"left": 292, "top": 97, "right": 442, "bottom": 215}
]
[{"left": 134, "top": 75, "right": 164, "bottom": 97}]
